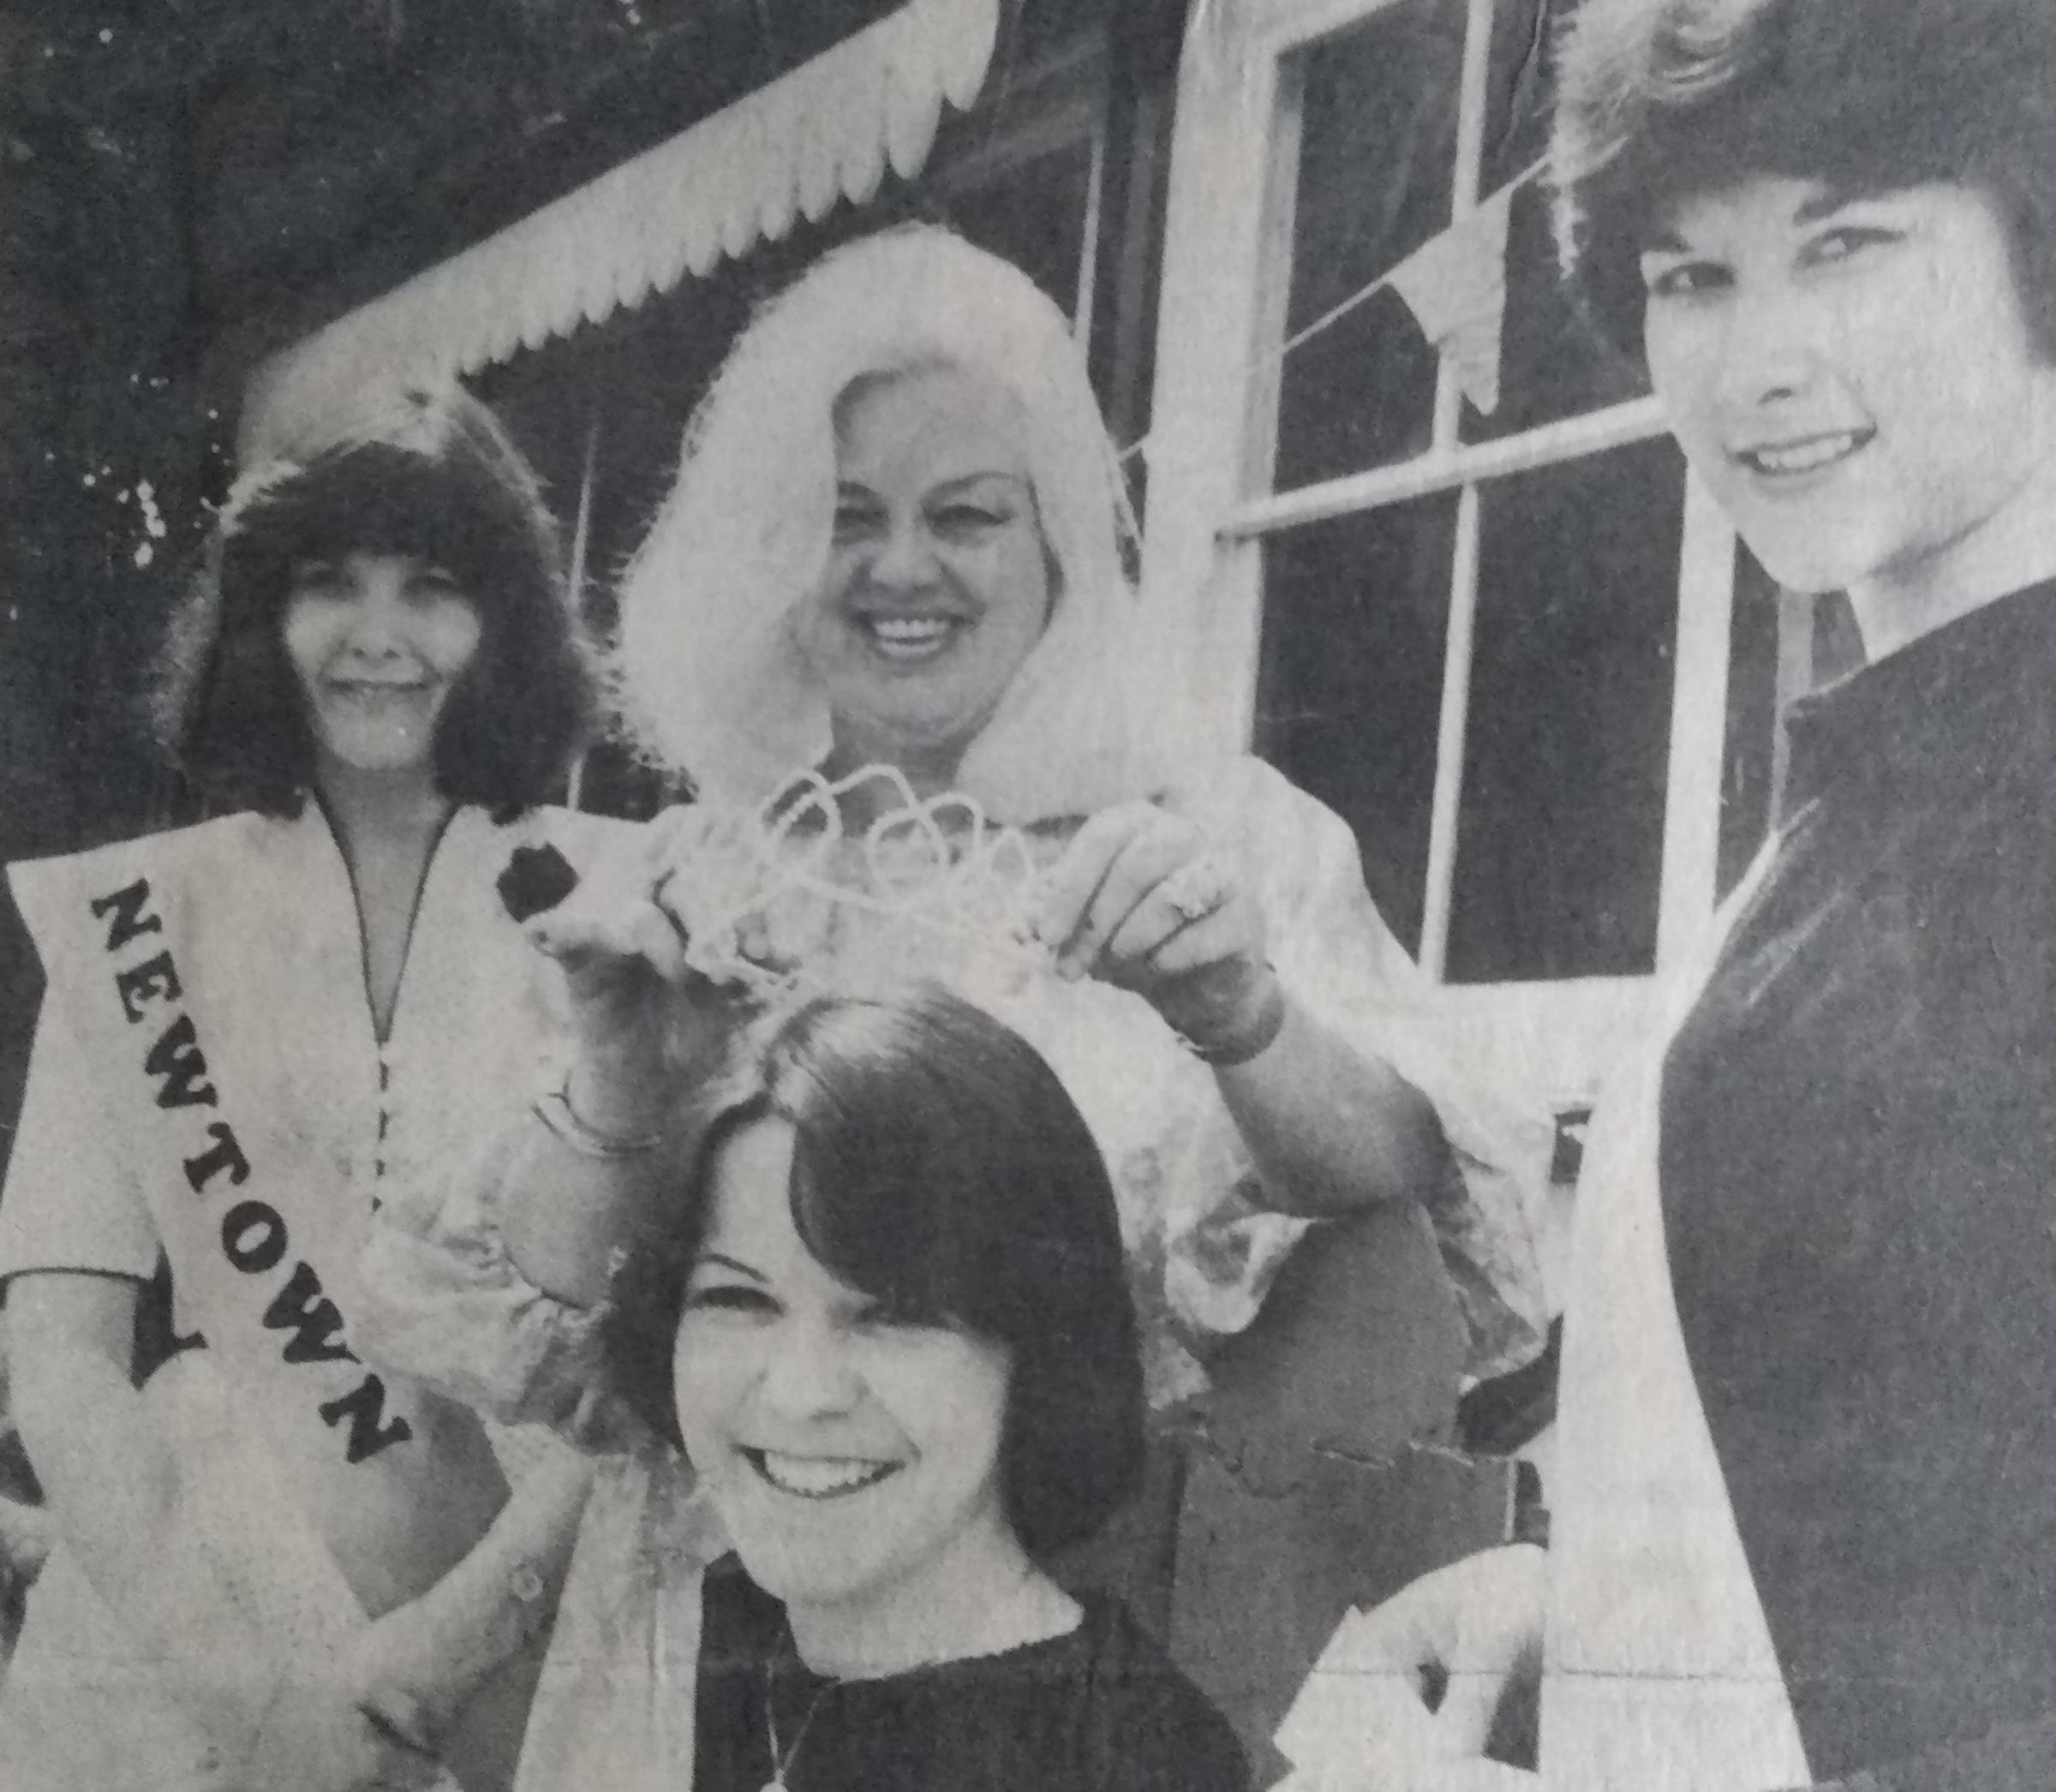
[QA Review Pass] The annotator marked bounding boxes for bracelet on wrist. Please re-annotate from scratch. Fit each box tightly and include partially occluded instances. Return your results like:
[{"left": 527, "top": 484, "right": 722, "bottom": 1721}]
[
  {"left": 1180, "top": 968, "right": 1289, "bottom": 1068},
  {"left": 533, "top": 1076, "right": 666, "bottom": 1159}
]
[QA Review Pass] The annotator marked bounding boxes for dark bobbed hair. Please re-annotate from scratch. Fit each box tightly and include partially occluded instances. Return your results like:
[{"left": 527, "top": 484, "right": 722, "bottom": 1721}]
[
  {"left": 1551, "top": 0, "right": 2056, "bottom": 365},
  {"left": 606, "top": 984, "right": 1147, "bottom": 1561},
  {"left": 155, "top": 385, "right": 597, "bottom": 815}
]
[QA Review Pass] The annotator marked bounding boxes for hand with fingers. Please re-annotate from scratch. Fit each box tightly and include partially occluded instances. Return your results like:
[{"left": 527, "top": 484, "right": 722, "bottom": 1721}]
[
  {"left": 1034, "top": 797, "right": 1287, "bottom": 1066},
  {"left": 522, "top": 827, "right": 738, "bottom": 1144}
]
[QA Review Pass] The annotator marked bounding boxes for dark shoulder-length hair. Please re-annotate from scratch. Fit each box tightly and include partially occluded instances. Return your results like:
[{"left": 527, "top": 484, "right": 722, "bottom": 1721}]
[
  {"left": 1551, "top": 0, "right": 2056, "bottom": 364},
  {"left": 605, "top": 983, "right": 1146, "bottom": 1561},
  {"left": 155, "top": 384, "right": 597, "bottom": 815}
]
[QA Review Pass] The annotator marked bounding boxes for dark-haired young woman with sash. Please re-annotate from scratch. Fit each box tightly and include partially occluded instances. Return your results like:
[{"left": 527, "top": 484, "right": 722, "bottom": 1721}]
[{"left": 0, "top": 386, "right": 620, "bottom": 1791}]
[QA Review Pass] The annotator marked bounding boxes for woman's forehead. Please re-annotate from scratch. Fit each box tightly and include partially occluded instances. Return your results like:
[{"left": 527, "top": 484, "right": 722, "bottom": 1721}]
[
  {"left": 284, "top": 543, "right": 451, "bottom": 571},
  {"left": 832, "top": 363, "right": 1035, "bottom": 486},
  {"left": 700, "top": 1117, "right": 801, "bottom": 1246},
  {"left": 1642, "top": 170, "right": 1980, "bottom": 244}
]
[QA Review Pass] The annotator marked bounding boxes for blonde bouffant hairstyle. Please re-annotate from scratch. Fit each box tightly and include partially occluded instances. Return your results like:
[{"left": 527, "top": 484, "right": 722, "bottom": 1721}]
[{"left": 614, "top": 225, "right": 1162, "bottom": 822}]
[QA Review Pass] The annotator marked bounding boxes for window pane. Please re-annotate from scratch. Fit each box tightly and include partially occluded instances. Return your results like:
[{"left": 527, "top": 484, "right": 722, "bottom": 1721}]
[
  {"left": 1273, "top": 0, "right": 1461, "bottom": 489},
  {"left": 1255, "top": 494, "right": 1458, "bottom": 956},
  {"left": 1446, "top": 439, "right": 1686, "bottom": 981},
  {"left": 1459, "top": 176, "right": 1647, "bottom": 443},
  {"left": 1479, "top": 0, "right": 1551, "bottom": 190},
  {"left": 1460, "top": 0, "right": 1647, "bottom": 442}
]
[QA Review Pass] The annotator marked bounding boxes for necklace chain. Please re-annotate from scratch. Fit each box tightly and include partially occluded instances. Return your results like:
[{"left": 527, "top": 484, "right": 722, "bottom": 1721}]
[
  {"left": 762, "top": 1658, "right": 837, "bottom": 1792},
  {"left": 760, "top": 1564, "right": 1058, "bottom": 1788}
]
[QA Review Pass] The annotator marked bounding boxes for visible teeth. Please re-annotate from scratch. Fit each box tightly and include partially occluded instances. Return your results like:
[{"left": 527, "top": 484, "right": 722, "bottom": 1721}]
[
  {"left": 753, "top": 1451, "right": 895, "bottom": 1498},
  {"left": 1745, "top": 434, "right": 1860, "bottom": 474},
  {"left": 866, "top": 618, "right": 952, "bottom": 645}
]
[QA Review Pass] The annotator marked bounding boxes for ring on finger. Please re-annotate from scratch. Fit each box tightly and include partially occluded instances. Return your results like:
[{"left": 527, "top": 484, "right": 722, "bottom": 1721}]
[{"left": 1159, "top": 856, "right": 1232, "bottom": 926}]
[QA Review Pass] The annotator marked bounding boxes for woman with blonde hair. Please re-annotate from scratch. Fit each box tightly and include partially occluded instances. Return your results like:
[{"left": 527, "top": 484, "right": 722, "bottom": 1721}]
[
  {"left": 595, "top": 223, "right": 1539, "bottom": 1394},
  {"left": 359, "top": 224, "right": 1550, "bottom": 1775}
]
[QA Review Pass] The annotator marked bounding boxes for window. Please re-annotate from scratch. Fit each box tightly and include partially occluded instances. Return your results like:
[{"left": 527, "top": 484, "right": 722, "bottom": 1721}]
[{"left": 1145, "top": 0, "right": 1777, "bottom": 1029}]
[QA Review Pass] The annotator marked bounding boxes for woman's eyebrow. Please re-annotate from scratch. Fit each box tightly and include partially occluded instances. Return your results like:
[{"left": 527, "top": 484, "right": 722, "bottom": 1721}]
[
  {"left": 1794, "top": 181, "right": 1883, "bottom": 224},
  {"left": 931, "top": 471, "right": 1029, "bottom": 496},
  {"left": 690, "top": 1251, "right": 768, "bottom": 1283}
]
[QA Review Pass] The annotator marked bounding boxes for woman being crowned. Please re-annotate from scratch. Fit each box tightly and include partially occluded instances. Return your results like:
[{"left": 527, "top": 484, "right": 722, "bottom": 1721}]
[{"left": 358, "top": 225, "right": 1550, "bottom": 1778}]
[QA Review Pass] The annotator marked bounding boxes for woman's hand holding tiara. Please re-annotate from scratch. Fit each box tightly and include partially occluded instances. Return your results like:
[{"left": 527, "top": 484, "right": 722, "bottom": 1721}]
[
  {"left": 1036, "top": 797, "right": 1288, "bottom": 1067},
  {"left": 1037, "top": 791, "right": 1442, "bottom": 1216},
  {"left": 526, "top": 828, "right": 734, "bottom": 1144}
]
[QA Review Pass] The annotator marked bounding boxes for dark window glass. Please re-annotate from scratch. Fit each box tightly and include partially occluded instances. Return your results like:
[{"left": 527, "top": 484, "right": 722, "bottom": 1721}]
[
  {"left": 1255, "top": 493, "right": 1457, "bottom": 955},
  {"left": 1274, "top": 0, "right": 1459, "bottom": 488},
  {"left": 1479, "top": 0, "right": 1552, "bottom": 191},
  {"left": 1445, "top": 439, "right": 1685, "bottom": 980},
  {"left": 1460, "top": 0, "right": 1646, "bottom": 442},
  {"left": 1273, "top": 0, "right": 1644, "bottom": 478},
  {"left": 1459, "top": 176, "right": 1647, "bottom": 444}
]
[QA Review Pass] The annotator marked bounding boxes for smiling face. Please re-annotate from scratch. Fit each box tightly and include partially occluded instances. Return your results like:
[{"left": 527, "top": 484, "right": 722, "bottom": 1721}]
[
  {"left": 1641, "top": 176, "right": 2056, "bottom": 629},
  {"left": 795, "top": 363, "right": 1055, "bottom": 781},
  {"left": 672, "top": 1117, "right": 1019, "bottom": 1620},
  {"left": 281, "top": 549, "right": 483, "bottom": 787}
]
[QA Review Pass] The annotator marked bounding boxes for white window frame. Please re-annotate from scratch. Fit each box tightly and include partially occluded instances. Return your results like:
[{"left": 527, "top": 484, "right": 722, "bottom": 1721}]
[{"left": 1140, "top": 0, "right": 1748, "bottom": 1021}]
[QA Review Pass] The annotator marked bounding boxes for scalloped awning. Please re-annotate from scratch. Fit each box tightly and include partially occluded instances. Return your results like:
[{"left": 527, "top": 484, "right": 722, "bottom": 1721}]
[{"left": 242, "top": 0, "right": 1001, "bottom": 457}]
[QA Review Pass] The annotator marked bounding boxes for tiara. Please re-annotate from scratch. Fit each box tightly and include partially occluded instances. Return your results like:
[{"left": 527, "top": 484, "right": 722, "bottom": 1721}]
[{"left": 649, "top": 762, "right": 1061, "bottom": 1000}]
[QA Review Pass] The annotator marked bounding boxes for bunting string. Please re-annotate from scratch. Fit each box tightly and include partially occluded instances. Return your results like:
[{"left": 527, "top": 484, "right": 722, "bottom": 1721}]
[{"left": 1116, "top": 157, "right": 1544, "bottom": 467}]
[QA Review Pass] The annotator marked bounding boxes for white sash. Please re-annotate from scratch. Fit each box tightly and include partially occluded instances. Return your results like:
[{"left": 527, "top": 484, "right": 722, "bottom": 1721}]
[
  {"left": 11, "top": 814, "right": 431, "bottom": 1472},
  {"left": 6, "top": 806, "right": 627, "bottom": 1604}
]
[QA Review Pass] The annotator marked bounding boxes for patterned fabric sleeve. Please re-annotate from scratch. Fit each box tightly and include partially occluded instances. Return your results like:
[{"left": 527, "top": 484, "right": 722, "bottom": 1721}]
[
  {"left": 352, "top": 805, "right": 673, "bottom": 1444},
  {"left": 1190, "top": 757, "right": 1552, "bottom": 1382},
  {"left": 355, "top": 1111, "right": 629, "bottom": 1441}
]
